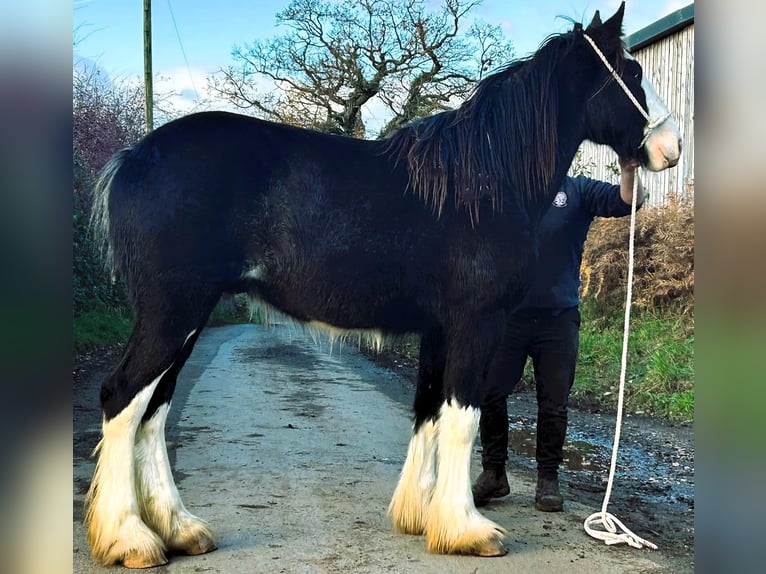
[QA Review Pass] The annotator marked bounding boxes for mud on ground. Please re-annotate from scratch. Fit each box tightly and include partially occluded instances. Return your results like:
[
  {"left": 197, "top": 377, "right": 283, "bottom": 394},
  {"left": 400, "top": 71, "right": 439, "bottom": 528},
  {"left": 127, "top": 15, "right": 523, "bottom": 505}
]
[{"left": 363, "top": 346, "right": 695, "bottom": 567}]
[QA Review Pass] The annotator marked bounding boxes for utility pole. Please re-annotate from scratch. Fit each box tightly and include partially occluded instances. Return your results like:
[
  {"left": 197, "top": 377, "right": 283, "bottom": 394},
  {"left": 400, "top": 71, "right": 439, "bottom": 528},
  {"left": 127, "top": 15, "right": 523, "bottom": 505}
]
[{"left": 143, "top": 0, "right": 154, "bottom": 132}]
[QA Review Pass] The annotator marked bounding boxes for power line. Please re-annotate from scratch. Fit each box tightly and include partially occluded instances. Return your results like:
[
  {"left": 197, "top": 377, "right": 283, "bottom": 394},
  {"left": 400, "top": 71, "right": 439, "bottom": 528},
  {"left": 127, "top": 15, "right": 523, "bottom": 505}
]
[{"left": 165, "top": 0, "right": 200, "bottom": 103}]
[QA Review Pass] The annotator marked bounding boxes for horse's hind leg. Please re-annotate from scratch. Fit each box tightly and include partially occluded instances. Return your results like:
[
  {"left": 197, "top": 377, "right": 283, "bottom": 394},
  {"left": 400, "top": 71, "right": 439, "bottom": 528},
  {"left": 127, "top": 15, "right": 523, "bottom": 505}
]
[
  {"left": 134, "top": 329, "right": 216, "bottom": 558},
  {"left": 86, "top": 285, "right": 220, "bottom": 568},
  {"left": 85, "top": 331, "right": 181, "bottom": 568}
]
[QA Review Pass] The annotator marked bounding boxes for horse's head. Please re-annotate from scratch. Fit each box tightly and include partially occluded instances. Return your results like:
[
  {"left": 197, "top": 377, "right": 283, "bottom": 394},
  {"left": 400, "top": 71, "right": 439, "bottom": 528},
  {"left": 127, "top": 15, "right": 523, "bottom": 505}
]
[{"left": 580, "top": 2, "right": 682, "bottom": 172}]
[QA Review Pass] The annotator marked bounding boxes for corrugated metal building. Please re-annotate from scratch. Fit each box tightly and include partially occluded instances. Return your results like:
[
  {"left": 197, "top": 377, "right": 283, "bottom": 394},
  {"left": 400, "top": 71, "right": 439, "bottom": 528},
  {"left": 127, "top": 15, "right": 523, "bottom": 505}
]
[{"left": 572, "top": 4, "right": 694, "bottom": 205}]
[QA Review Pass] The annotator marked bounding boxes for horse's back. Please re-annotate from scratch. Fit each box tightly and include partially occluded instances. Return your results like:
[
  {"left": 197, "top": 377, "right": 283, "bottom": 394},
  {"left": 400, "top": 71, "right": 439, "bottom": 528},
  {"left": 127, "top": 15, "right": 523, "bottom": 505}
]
[{"left": 97, "top": 112, "right": 449, "bottom": 329}]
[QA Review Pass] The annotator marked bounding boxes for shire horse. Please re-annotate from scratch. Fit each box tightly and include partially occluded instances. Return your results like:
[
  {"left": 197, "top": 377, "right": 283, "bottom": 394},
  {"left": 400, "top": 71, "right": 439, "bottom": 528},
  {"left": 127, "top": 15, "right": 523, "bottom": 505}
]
[{"left": 85, "top": 4, "right": 681, "bottom": 567}]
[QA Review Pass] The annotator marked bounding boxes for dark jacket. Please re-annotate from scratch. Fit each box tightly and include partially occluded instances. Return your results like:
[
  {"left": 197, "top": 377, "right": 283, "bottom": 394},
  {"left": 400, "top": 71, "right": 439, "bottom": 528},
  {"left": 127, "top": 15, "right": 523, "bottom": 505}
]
[{"left": 518, "top": 175, "right": 639, "bottom": 312}]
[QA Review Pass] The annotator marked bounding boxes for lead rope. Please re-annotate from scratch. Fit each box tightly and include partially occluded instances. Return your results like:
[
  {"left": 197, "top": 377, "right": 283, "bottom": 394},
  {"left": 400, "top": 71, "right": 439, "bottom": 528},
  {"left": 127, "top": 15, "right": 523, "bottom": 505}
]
[
  {"left": 579, "top": 31, "right": 659, "bottom": 551},
  {"left": 582, "top": 172, "right": 657, "bottom": 550}
]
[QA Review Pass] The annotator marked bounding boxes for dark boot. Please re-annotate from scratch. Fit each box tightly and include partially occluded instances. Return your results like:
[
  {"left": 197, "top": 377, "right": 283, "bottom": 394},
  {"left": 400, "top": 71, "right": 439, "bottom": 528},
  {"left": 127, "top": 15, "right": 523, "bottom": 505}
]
[
  {"left": 472, "top": 465, "right": 510, "bottom": 507},
  {"left": 534, "top": 475, "right": 563, "bottom": 512}
]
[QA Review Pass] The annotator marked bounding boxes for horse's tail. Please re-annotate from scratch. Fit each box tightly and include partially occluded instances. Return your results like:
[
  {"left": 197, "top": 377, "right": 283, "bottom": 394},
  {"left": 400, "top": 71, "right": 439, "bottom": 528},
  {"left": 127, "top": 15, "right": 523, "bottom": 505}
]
[{"left": 90, "top": 148, "right": 133, "bottom": 283}]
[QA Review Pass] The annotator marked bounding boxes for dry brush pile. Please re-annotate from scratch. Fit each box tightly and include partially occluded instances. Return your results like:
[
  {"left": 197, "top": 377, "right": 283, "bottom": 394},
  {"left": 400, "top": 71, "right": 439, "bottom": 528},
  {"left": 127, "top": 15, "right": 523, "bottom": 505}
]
[{"left": 580, "top": 196, "right": 694, "bottom": 317}]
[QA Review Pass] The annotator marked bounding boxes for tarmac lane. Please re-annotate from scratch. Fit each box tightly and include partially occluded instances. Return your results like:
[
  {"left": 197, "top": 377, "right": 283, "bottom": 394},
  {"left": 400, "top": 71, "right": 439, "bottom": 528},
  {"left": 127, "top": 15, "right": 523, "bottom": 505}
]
[{"left": 73, "top": 323, "right": 684, "bottom": 573}]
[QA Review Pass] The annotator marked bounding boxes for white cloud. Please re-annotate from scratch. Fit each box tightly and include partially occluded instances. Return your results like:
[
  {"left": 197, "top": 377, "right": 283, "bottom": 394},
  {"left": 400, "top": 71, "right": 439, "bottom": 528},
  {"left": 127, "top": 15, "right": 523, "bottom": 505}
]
[{"left": 154, "top": 66, "right": 232, "bottom": 115}]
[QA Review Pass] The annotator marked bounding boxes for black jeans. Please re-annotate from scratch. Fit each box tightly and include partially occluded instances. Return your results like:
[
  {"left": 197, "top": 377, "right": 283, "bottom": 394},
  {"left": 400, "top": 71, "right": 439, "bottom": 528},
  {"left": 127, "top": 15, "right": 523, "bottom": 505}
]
[{"left": 479, "top": 307, "right": 580, "bottom": 479}]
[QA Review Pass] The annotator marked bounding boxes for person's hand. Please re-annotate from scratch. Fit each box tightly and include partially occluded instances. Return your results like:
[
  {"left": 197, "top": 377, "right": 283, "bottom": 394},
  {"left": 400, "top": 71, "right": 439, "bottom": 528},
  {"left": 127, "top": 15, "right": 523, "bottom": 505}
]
[{"left": 618, "top": 157, "right": 639, "bottom": 172}]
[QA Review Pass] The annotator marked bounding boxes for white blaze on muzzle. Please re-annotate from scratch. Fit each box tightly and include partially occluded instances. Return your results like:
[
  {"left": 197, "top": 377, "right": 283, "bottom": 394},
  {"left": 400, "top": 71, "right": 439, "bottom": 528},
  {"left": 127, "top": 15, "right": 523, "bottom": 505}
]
[{"left": 638, "top": 72, "right": 682, "bottom": 171}]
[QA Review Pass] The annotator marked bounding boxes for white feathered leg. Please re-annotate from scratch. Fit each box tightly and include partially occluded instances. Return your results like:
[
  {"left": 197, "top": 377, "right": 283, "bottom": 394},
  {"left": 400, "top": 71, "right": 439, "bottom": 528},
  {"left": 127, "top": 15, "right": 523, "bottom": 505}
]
[
  {"left": 389, "top": 419, "right": 437, "bottom": 534},
  {"left": 134, "top": 402, "right": 217, "bottom": 556},
  {"left": 424, "top": 401, "right": 507, "bottom": 556},
  {"left": 85, "top": 375, "right": 168, "bottom": 568}
]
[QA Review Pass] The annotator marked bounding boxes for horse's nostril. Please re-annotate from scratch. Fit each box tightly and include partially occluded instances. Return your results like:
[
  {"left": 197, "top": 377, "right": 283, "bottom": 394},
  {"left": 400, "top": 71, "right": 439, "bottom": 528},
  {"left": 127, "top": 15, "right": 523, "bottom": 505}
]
[{"left": 678, "top": 138, "right": 683, "bottom": 153}]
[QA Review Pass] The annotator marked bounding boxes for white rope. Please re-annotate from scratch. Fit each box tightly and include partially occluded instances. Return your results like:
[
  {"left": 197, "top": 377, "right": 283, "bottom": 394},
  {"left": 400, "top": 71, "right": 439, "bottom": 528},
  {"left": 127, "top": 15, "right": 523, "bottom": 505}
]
[
  {"left": 579, "top": 31, "right": 661, "bottom": 551},
  {"left": 582, "top": 172, "right": 657, "bottom": 550},
  {"left": 582, "top": 34, "right": 650, "bottom": 123}
]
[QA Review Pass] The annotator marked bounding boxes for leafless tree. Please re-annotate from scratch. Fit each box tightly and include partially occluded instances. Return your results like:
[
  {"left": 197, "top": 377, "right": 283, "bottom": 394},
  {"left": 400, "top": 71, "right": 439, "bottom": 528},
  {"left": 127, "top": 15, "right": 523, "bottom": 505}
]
[
  {"left": 72, "top": 64, "right": 147, "bottom": 190},
  {"left": 209, "top": 0, "right": 513, "bottom": 138}
]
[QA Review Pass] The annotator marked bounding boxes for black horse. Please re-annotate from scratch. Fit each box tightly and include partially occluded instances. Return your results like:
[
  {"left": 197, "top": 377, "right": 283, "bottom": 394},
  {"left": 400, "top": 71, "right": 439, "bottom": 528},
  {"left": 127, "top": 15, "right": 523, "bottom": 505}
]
[{"left": 85, "top": 3, "right": 680, "bottom": 567}]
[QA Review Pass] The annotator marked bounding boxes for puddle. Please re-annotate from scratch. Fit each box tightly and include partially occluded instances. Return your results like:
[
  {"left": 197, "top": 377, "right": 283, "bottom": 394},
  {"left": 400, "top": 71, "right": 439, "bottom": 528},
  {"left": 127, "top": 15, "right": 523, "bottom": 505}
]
[
  {"left": 507, "top": 425, "right": 610, "bottom": 473},
  {"left": 504, "top": 417, "right": 694, "bottom": 508}
]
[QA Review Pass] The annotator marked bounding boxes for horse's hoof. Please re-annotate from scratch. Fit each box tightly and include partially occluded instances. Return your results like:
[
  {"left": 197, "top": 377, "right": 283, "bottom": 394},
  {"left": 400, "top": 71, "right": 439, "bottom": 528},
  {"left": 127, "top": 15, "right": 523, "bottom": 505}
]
[
  {"left": 122, "top": 550, "right": 169, "bottom": 569},
  {"left": 180, "top": 535, "right": 217, "bottom": 556},
  {"left": 168, "top": 519, "right": 218, "bottom": 556},
  {"left": 475, "top": 538, "right": 508, "bottom": 557}
]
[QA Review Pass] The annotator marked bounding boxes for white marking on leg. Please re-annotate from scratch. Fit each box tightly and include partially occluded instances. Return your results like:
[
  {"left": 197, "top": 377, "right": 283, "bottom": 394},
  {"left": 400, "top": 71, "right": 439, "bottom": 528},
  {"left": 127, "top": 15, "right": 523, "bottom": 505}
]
[
  {"left": 424, "top": 401, "right": 507, "bottom": 555},
  {"left": 135, "top": 403, "right": 216, "bottom": 554},
  {"left": 183, "top": 329, "right": 197, "bottom": 346},
  {"left": 85, "top": 372, "right": 168, "bottom": 567},
  {"left": 389, "top": 419, "right": 437, "bottom": 534},
  {"left": 86, "top": 329, "right": 199, "bottom": 567}
]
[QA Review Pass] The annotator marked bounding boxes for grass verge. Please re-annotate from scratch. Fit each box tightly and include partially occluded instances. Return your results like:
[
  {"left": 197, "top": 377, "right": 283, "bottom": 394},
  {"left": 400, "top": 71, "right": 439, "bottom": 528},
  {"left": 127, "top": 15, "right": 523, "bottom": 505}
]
[
  {"left": 74, "top": 295, "right": 256, "bottom": 355},
  {"left": 73, "top": 307, "right": 134, "bottom": 354},
  {"left": 572, "top": 302, "right": 693, "bottom": 421}
]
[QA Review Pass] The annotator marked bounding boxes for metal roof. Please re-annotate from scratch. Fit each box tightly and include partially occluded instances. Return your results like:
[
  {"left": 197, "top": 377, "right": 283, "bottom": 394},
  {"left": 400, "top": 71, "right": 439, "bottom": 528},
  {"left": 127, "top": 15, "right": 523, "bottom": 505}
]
[{"left": 625, "top": 3, "right": 694, "bottom": 52}]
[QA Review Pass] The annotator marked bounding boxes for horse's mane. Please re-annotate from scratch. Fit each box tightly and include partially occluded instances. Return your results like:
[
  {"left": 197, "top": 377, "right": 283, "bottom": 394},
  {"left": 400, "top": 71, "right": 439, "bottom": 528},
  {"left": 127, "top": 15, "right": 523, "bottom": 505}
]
[{"left": 385, "top": 26, "right": 581, "bottom": 220}]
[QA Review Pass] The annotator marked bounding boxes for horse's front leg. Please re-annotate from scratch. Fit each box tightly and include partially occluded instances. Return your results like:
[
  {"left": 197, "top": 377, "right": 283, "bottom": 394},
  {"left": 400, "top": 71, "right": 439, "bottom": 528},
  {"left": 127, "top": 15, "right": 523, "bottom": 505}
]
[
  {"left": 424, "top": 315, "right": 508, "bottom": 557},
  {"left": 425, "top": 400, "right": 507, "bottom": 556},
  {"left": 389, "top": 328, "right": 445, "bottom": 535}
]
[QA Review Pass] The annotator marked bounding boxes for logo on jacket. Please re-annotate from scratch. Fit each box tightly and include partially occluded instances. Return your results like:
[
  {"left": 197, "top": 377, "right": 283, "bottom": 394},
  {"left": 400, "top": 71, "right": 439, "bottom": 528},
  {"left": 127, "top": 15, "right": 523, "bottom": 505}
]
[{"left": 553, "top": 191, "right": 568, "bottom": 207}]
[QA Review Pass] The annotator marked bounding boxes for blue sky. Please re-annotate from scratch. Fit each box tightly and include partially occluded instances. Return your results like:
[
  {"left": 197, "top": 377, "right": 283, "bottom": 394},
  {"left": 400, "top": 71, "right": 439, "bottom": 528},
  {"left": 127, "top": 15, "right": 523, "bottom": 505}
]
[{"left": 73, "top": 0, "right": 689, "bottom": 122}]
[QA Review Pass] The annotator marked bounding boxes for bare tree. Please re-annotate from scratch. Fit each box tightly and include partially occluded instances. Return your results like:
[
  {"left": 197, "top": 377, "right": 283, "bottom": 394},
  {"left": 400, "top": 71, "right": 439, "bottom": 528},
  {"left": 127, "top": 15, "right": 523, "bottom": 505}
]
[
  {"left": 73, "top": 64, "right": 146, "bottom": 181},
  {"left": 209, "top": 0, "right": 513, "bottom": 138}
]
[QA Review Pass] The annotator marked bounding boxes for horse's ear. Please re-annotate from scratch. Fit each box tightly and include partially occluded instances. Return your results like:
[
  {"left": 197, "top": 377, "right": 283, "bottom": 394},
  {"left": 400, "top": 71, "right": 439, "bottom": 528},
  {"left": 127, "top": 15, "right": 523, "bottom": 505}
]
[
  {"left": 601, "top": 2, "right": 626, "bottom": 37},
  {"left": 586, "top": 10, "right": 602, "bottom": 30},
  {"left": 585, "top": 2, "right": 624, "bottom": 45}
]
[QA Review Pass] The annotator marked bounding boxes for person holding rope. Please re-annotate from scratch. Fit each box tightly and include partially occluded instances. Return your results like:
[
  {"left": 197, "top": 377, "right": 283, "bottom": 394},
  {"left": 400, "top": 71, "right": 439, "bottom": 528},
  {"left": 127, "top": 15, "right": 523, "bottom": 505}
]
[{"left": 472, "top": 158, "right": 644, "bottom": 512}]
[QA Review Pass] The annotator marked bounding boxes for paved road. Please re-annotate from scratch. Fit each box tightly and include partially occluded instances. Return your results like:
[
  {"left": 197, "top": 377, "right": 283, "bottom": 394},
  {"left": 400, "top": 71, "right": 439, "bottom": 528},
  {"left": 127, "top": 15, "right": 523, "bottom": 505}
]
[{"left": 73, "top": 324, "right": 678, "bottom": 573}]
